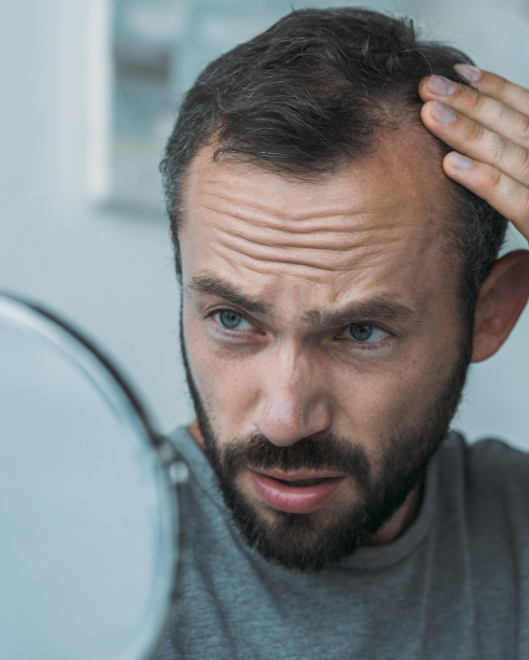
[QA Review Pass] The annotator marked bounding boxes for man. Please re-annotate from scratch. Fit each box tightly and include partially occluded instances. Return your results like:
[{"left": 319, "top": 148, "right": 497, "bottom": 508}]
[{"left": 154, "top": 8, "right": 529, "bottom": 659}]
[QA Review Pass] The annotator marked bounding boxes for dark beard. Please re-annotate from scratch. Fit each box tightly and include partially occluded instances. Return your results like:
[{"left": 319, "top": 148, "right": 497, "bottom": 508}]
[{"left": 180, "top": 313, "right": 472, "bottom": 572}]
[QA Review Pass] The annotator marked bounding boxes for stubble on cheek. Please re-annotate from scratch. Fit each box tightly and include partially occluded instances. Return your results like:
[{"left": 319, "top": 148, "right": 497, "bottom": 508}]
[{"left": 186, "top": 325, "right": 260, "bottom": 438}]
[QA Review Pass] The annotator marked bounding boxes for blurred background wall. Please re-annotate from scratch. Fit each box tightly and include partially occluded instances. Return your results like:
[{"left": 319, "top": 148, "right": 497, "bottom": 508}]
[{"left": 1, "top": 0, "right": 528, "bottom": 446}]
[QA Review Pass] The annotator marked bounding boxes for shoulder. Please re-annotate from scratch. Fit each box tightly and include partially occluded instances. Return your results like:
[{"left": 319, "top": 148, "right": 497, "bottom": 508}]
[
  {"left": 439, "top": 431, "right": 529, "bottom": 487},
  {"left": 439, "top": 433, "right": 529, "bottom": 537},
  {"left": 435, "top": 432, "right": 529, "bottom": 527},
  {"left": 465, "top": 436, "right": 529, "bottom": 494},
  {"left": 434, "top": 433, "right": 529, "bottom": 582}
]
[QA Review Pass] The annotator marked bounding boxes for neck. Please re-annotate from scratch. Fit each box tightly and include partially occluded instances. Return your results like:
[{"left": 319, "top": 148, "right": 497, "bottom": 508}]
[{"left": 365, "top": 482, "right": 424, "bottom": 546}]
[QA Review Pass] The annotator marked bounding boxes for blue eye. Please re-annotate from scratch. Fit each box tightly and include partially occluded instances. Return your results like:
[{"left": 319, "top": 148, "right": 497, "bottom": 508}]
[
  {"left": 345, "top": 323, "right": 389, "bottom": 343},
  {"left": 214, "top": 310, "right": 251, "bottom": 331}
]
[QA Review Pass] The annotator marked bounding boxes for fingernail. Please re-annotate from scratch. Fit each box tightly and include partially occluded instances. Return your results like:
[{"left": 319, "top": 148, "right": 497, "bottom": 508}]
[
  {"left": 449, "top": 152, "right": 473, "bottom": 169},
  {"left": 428, "top": 75, "right": 456, "bottom": 96},
  {"left": 432, "top": 101, "right": 457, "bottom": 123},
  {"left": 454, "top": 64, "right": 481, "bottom": 83}
]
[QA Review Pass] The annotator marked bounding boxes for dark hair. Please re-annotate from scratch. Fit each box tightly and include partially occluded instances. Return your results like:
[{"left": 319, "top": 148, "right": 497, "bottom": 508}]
[{"left": 161, "top": 7, "right": 506, "bottom": 318}]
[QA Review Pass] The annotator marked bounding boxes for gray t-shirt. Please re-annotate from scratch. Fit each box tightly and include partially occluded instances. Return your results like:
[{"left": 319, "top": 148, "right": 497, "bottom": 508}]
[{"left": 153, "top": 427, "right": 529, "bottom": 659}]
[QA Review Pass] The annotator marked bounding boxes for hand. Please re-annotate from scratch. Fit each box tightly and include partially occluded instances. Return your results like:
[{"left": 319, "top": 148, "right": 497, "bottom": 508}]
[{"left": 419, "top": 65, "right": 529, "bottom": 243}]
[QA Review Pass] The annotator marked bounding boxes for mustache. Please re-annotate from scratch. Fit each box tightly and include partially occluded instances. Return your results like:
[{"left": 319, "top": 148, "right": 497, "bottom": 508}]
[{"left": 217, "top": 432, "right": 371, "bottom": 488}]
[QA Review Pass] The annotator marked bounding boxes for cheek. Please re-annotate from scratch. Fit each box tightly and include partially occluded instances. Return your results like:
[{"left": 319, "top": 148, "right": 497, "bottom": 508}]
[
  {"left": 184, "top": 309, "right": 261, "bottom": 434},
  {"left": 329, "top": 334, "right": 462, "bottom": 442}
]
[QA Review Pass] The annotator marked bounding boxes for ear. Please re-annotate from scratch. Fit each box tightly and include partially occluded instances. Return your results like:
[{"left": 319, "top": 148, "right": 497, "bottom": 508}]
[{"left": 472, "top": 250, "right": 529, "bottom": 363}]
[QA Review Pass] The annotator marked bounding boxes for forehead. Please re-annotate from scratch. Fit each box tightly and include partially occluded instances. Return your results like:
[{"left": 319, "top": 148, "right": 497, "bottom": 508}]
[{"left": 179, "top": 132, "right": 457, "bottom": 311}]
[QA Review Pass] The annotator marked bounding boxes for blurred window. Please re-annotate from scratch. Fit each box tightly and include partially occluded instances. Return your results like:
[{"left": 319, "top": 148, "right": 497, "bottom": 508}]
[
  {"left": 106, "top": 0, "right": 292, "bottom": 215},
  {"left": 110, "top": 0, "right": 182, "bottom": 214}
]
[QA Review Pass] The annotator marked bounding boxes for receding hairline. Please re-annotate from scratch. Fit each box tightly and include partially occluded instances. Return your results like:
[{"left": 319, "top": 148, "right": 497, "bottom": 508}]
[{"left": 176, "top": 120, "right": 457, "bottom": 235}]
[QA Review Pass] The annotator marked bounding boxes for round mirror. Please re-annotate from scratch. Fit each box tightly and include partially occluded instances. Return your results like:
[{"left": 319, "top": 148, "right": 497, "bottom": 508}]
[{"left": 0, "top": 293, "right": 185, "bottom": 660}]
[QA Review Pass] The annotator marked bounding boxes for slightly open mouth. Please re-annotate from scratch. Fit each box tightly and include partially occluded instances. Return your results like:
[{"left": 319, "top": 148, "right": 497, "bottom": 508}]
[
  {"left": 275, "top": 478, "right": 327, "bottom": 487},
  {"left": 248, "top": 471, "right": 346, "bottom": 514}
]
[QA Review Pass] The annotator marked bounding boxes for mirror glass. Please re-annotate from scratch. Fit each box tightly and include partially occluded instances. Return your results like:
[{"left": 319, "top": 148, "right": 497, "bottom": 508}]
[{"left": 0, "top": 294, "right": 178, "bottom": 660}]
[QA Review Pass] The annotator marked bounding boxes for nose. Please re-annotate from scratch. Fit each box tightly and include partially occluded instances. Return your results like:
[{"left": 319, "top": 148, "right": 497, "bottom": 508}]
[{"left": 254, "top": 345, "right": 332, "bottom": 447}]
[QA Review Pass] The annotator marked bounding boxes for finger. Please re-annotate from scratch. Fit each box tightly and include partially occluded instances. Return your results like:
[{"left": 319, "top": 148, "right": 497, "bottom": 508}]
[
  {"left": 455, "top": 66, "right": 529, "bottom": 116},
  {"left": 418, "top": 75, "right": 529, "bottom": 150},
  {"left": 421, "top": 100, "right": 529, "bottom": 187},
  {"left": 444, "top": 152, "right": 529, "bottom": 236}
]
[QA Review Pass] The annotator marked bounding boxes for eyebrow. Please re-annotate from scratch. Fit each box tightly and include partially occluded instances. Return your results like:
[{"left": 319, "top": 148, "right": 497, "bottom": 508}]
[
  {"left": 187, "top": 276, "right": 273, "bottom": 316},
  {"left": 187, "top": 275, "right": 417, "bottom": 327},
  {"left": 302, "top": 300, "right": 417, "bottom": 328}
]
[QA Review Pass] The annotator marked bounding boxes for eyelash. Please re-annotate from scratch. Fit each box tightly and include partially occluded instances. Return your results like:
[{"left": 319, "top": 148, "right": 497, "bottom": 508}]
[
  {"left": 207, "top": 308, "right": 394, "bottom": 350},
  {"left": 335, "top": 327, "right": 393, "bottom": 351}
]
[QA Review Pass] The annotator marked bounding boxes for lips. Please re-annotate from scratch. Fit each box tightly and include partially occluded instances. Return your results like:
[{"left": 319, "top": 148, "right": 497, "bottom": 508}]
[{"left": 248, "top": 469, "right": 346, "bottom": 514}]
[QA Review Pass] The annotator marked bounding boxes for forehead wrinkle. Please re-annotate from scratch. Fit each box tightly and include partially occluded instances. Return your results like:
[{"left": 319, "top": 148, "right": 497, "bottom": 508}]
[
  {"left": 195, "top": 167, "right": 376, "bottom": 223},
  {"left": 212, "top": 216, "right": 418, "bottom": 254},
  {"left": 201, "top": 198, "right": 426, "bottom": 241},
  {"left": 198, "top": 183, "right": 427, "bottom": 230},
  {"left": 212, "top": 234, "right": 403, "bottom": 273},
  {"left": 201, "top": 191, "right": 369, "bottom": 226},
  {"left": 201, "top": 198, "right": 426, "bottom": 261},
  {"left": 200, "top": 199, "right": 372, "bottom": 234},
  {"left": 211, "top": 218, "right": 419, "bottom": 276},
  {"left": 182, "top": 139, "right": 453, "bottom": 286}
]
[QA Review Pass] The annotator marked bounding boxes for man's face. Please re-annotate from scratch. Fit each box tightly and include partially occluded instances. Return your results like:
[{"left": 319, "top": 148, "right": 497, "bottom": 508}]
[{"left": 179, "top": 131, "right": 471, "bottom": 571}]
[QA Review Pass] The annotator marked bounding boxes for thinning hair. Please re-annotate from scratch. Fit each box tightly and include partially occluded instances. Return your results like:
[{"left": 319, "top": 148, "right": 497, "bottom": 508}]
[{"left": 161, "top": 7, "right": 507, "bottom": 319}]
